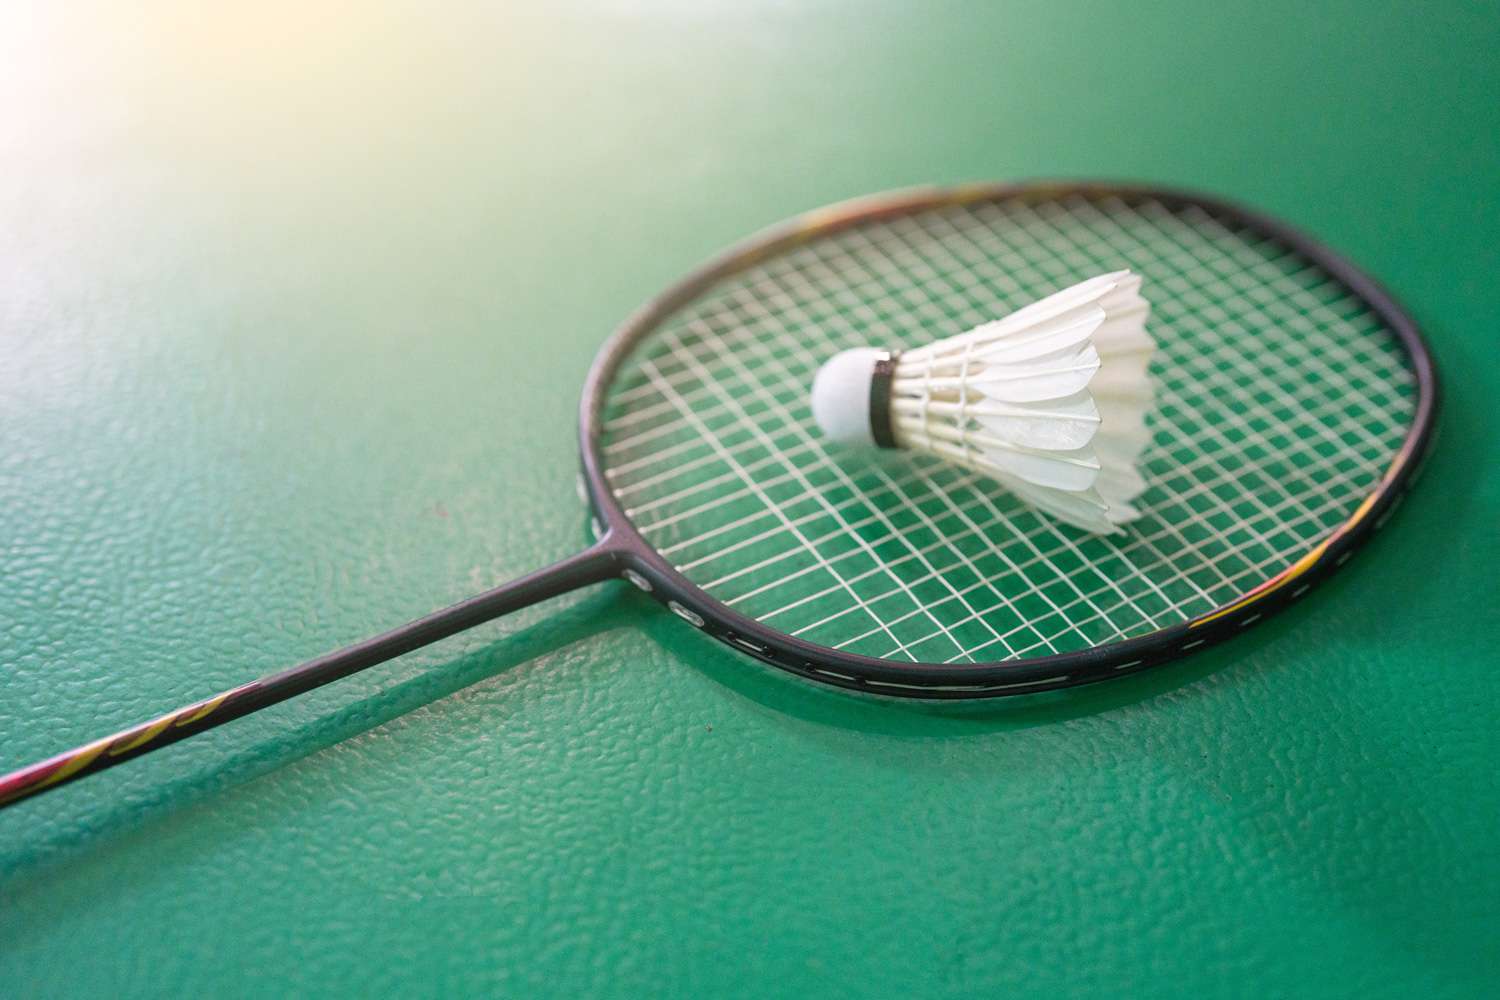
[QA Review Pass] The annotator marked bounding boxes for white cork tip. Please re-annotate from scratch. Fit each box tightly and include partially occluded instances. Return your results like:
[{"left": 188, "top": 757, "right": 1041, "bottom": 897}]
[{"left": 811, "top": 347, "right": 883, "bottom": 446}]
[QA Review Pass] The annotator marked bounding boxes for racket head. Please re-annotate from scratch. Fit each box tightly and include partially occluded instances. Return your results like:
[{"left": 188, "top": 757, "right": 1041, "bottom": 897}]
[{"left": 577, "top": 182, "right": 1438, "bottom": 698}]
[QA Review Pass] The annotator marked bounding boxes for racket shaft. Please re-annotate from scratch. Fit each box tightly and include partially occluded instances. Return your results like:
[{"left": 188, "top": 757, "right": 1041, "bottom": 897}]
[{"left": 0, "top": 542, "right": 619, "bottom": 809}]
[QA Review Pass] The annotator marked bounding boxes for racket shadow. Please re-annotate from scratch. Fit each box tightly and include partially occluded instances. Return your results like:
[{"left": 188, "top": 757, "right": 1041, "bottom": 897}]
[
  {"left": 6, "top": 578, "right": 1220, "bottom": 881},
  {"left": 0, "top": 584, "right": 641, "bottom": 877}
]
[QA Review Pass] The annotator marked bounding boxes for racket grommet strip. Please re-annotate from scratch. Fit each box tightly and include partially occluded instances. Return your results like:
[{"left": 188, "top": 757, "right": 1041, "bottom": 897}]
[{"left": 668, "top": 601, "right": 705, "bottom": 628}]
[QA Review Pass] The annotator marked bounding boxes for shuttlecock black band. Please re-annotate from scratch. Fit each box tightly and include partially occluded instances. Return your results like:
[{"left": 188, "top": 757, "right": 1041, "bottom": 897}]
[{"left": 869, "top": 351, "right": 898, "bottom": 449}]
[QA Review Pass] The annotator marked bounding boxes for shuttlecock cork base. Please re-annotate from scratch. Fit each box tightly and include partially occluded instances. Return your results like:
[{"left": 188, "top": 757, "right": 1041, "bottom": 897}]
[{"left": 810, "top": 271, "right": 1155, "bottom": 534}]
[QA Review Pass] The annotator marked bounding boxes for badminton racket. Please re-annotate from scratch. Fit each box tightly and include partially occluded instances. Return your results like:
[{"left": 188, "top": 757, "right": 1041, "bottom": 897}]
[{"left": 0, "top": 181, "right": 1438, "bottom": 809}]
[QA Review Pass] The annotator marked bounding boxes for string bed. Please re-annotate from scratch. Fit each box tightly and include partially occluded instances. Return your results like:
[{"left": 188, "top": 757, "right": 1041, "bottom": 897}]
[{"left": 599, "top": 195, "right": 1415, "bottom": 664}]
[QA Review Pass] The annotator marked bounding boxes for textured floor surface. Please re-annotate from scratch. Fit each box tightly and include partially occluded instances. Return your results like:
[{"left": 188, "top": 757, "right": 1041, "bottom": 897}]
[{"left": 1, "top": 2, "right": 1497, "bottom": 997}]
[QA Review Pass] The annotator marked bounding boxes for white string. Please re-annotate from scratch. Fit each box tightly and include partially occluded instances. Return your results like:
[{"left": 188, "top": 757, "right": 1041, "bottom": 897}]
[{"left": 597, "top": 195, "right": 1416, "bottom": 661}]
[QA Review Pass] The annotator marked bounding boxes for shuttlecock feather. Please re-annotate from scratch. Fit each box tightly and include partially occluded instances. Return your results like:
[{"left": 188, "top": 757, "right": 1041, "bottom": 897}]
[{"left": 810, "top": 271, "right": 1155, "bottom": 534}]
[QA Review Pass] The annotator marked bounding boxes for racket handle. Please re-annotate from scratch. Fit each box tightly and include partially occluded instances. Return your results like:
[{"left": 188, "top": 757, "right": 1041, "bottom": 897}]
[{"left": 0, "top": 541, "right": 621, "bottom": 810}]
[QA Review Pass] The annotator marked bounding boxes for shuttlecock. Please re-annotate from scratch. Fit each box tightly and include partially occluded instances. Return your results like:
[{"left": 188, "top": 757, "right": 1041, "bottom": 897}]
[{"left": 810, "top": 271, "right": 1155, "bottom": 534}]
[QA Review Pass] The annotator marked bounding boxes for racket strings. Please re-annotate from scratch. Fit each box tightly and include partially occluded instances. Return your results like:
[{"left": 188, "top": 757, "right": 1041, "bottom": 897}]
[{"left": 598, "top": 195, "right": 1416, "bottom": 663}]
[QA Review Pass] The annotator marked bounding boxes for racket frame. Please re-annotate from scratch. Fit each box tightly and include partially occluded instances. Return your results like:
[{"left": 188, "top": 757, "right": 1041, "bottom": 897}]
[{"left": 578, "top": 181, "right": 1439, "bottom": 698}]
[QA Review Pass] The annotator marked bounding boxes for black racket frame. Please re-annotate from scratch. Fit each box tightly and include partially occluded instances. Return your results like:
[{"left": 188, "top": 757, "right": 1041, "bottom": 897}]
[{"left": 576, "top": 181, "right": 1439, "bottom": 698}]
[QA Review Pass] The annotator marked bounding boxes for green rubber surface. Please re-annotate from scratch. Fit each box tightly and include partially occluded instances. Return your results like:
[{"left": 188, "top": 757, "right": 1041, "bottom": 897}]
[{"left": 2, "top": 2, "right": 1496, "bottom": 996}]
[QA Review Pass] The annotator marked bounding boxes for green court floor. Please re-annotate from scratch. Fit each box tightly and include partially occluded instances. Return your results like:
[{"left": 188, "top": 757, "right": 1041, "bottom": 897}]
[{"left": 2, "top": 2, "right": 1496, "bottom": 996}]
